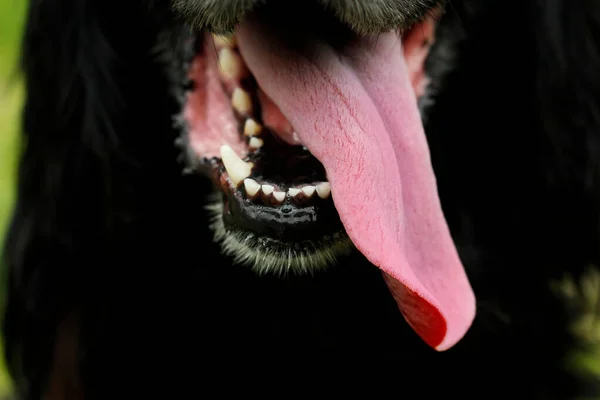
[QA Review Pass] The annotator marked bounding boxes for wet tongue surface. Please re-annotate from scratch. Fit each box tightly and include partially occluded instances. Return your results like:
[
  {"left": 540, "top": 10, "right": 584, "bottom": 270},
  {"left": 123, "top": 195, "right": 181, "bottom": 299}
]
[{"left": 235, "top": 15, "right": 475, "bottom": 350}]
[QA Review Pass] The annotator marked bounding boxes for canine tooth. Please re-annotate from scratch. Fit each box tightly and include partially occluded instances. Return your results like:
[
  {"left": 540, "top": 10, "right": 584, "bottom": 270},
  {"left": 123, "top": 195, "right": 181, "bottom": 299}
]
[
  {"left": 244, "top": 119, "right": 262, "bottom": 136},
  {"left": 232, "top": 88, "right": 253, "bottom": 115},
  {"left": 273, "top": 191, "right": 286, "bottom": 202},
  {"left": 302, "top": 185, "right": 316, "bottom": 197},
  {"left": 243, "top": 178, "right": 261, "bottom": 197},
  {"left": 261, "top": 184, "right": 274, "bottom": 195},
  {"left": 220, "top": 145, "right": 253, "bottom": 186},
  {"left": 213, "top": 34, "right": 236, "bottom": 48},
  {"left": 316, "top": 182, "right": 331, "bottom": 199},
  {"left": 249, "top": 137, "right": 264, "bottom": 149},
  {"left": 288, "top": 188, "right": 301, "bottom": 197},
  {"left": 218, "top": 48, "right": 247, "bottom": 81}
]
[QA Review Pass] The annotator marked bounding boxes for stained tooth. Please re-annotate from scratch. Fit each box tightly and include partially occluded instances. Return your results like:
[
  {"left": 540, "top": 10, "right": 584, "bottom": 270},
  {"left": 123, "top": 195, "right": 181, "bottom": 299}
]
[
  {"left": 288, "top": 188, "right": 301, "bottom": 197},
  {"left": 302, "top": 185, "right": 316, "bottom": 197},
  {"left": 213, "top": 34, "right": 236, "bottom": 48},
  {"left": 243, "top": 178, "right": 261, "bottom": 197},
  {"left": 220, "top": 145, "right": 253, "bottom": 186},
  {"left": 316, "top": 182, "right": 331, "bottom": 199},
  {"left": 218, "top": 48, "right": 247, "bottom": 81},
  {"left": 249, "top": 137, "right": 264, "bottom": 149},
  {"left": 261, "top": 184, "right": 274, "bottom": 195},
  {"left": 232, "top": 88, "right": 253, "bottom": 115},
  {"left": 244, "top": 119, "right": 263, "bottom": 136},
  {"left": 273, "top": 191, "right": 286, "bottom": 202}
]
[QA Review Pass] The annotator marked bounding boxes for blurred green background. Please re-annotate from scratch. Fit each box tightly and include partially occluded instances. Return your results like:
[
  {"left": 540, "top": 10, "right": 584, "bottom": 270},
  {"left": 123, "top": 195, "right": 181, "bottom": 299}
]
[{"left": 0, "top": 0, "right": 26, "bottom": 396}]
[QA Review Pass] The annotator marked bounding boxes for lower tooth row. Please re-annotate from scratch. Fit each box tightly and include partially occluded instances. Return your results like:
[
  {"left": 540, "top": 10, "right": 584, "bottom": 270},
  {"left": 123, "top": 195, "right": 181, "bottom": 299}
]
[
  {"left": 221, "top": 143, "right": 331, "bottom": 204},
  {"left": 243, "top": 179, "right": 285, "bottom": 202},
  {"left": 243, "top": 178, "right": 331, "bottom": 202}
]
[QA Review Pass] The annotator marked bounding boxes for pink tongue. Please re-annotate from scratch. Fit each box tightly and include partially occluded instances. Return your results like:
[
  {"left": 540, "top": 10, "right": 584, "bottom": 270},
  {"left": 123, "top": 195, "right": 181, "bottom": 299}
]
[{"left": 236, "top": 18, "right": 476, "bottom": 351}]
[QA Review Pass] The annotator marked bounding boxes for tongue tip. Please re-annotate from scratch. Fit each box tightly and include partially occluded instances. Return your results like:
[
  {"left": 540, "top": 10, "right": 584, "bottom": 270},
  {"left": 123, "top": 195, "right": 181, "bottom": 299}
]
[
  {"left": 384, "top": 272, "right": 476, "bottom": 352},
  {"left": 433, "top": 293, "right": 476, "bottom": 352},
  {"left": 404, "top": 290, "right": 476, "bottom": 352}
]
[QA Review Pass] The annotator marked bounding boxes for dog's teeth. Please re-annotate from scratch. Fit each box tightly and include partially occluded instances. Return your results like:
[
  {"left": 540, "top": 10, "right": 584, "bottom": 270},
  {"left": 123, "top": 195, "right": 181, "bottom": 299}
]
[
  {"left": 302, "top": 185, "right": 316, "bottom": 197},
  {"left": 220, "top": 145, "right": 253, "bottom": 186},
  {"left": 244, "top": 119, "right": 262, "bottom": 136},
  {"left": 218, "top": 48, "right": 247, "bottom": 81},
  {"left": 243, "top": 178, "right": 261, "bottom": 197},
  {"left": 232, "top": 88, "right": 253, "bottom": 115},
  {"left": 273, "top": 191, "right": 286, "bottom": 203},
  {"left": 316, "top": 182, "right": 331, "bottom": 199},
  {"left": 288, "top": 188, "right": 301, "bottom": 197},
  {"left": 249, "top": 137, "right": 264, "bottom": 149},
  {"left": 292, "top": 131, "right": 304, "bottom": 145},
  {"left": 261, "top": 184, "right": 274, "bottom": 195},
  {"left": 213, "top": 34, "right": 236, "bottom": 48}
]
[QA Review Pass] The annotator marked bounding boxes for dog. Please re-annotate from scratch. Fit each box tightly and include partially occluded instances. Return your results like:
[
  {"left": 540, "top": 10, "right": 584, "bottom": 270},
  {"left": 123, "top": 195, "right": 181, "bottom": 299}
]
[{"left": 2, "top": 0, "right": 600, "bottom": 398}]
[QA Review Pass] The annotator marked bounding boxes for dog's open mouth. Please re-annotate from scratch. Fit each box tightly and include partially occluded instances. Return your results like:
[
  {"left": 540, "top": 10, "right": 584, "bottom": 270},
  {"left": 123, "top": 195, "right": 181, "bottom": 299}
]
[
  {"left": 185, "top": 31, "right": 351, "bottom": 274},
  {"left": 176, "top": 4, "right": 475, "bottom": 351}
]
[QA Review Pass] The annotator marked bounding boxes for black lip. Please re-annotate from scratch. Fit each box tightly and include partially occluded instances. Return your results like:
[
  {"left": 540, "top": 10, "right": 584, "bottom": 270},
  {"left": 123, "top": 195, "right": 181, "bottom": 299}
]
[{"left": 223, "top": 189, "right": 344, "bottom": 242}]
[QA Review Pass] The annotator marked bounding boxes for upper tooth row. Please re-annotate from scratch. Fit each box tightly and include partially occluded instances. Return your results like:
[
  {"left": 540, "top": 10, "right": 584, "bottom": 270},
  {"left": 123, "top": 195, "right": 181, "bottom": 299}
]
[
  {"left": 232, "top": 88, "right": 253, "bottom": 115},
  {"left": 244, "top": 178, "right": 331, "bottom": 201},
  {"left": 245, "top": 118, "right": 263, "bottom": 149},
  {"left": 244, "top": 119, "right": 262, "bottom": 136},
  {"left": 218, "top": 48, "right": 249, "bottom": 81},
  {"left": 215, "top": 35, "right": 326, "bottom": 202}
]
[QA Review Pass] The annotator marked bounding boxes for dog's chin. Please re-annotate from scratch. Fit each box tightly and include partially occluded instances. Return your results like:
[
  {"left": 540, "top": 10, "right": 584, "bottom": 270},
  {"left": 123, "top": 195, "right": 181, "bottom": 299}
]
[
  {"left": 204, "top": 199, "right": 355, "bottom": 276},
  {"left": 174, "top": 7, "right": 438, "bottom": 277}
]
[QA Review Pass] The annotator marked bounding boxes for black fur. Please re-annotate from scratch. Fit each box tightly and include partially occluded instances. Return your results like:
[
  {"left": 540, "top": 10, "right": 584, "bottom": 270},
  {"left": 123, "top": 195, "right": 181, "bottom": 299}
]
[
  {"left": 2, "top": 0, "right": 600, "bottom": 398},
  {"left": 171, "top": 0, "right": 439, "bottom": 35}
]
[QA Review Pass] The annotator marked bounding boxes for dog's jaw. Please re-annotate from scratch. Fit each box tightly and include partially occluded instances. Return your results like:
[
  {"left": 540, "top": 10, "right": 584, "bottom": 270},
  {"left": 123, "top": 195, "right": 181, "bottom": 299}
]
[
  {"left": 178, "top": 15, "right": 437, "bottom": 277},
  {"left": 172, "top": 2, "right": 476, "bottom": 352},
  {"left": 180, "top": 32, "right": 354, "bottom": 276},
  {"left": 205, "top": 200, "right": 354, "bottom": 276}
]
